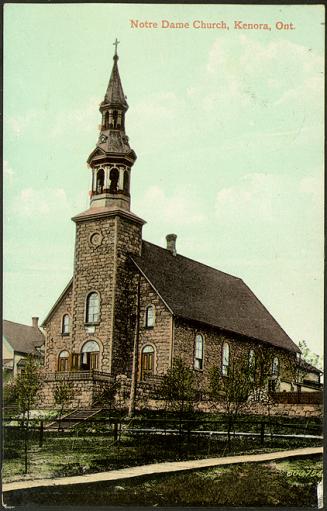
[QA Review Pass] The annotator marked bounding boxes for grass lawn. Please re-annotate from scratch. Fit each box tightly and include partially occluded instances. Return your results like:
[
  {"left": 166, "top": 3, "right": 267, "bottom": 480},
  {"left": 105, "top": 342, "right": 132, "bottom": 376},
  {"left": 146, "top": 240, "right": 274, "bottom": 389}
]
[
  {"left": 4, "top": 456, "right": 322, "bottom": 507},
  {"left": 3, "top": 426, "right": 322, "bottom": 483}
]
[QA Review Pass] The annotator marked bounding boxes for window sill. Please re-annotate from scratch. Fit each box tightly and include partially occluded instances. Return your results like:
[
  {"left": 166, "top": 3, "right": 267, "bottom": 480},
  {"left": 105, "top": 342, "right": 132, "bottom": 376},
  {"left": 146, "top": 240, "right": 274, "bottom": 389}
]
[
  {"left": 194, "top": 367, "right": 204, "bottom": 372},
  {"left": 61, "top": 333, "right": 70, "bottom": 337},
  {"left": 144, "top": 325, "right": 154, "bottom": 330},
  {"left": 85, "top": 322, "right": 100, "bottom": 327}
]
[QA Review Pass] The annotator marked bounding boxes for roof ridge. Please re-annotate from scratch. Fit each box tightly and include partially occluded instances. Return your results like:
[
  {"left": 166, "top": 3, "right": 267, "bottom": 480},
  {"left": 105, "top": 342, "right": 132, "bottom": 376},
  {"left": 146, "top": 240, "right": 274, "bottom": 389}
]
[
  {"left": 142, "top": 239, "right": 241, "bottom": 280},
  {"left": 3, "top": 319, "right": 36, "bottom": 329}
]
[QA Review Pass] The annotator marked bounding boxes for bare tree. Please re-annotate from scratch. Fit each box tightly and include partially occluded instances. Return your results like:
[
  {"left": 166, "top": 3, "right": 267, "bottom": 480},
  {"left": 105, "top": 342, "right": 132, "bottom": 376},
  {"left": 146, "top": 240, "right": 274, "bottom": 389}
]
[
  {"left": 12, "top": 356, "right": 42, "bottom": 474},
  {"left": 209, "top": 356, "right": 254, "bottom": 446},
  {"left": 53, "top": 379, "right": 74, "bottom": 431}
]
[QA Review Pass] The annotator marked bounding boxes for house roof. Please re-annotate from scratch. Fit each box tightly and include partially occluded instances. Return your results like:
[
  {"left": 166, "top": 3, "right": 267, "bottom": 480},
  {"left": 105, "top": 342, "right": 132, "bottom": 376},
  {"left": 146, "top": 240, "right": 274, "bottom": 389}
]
[
  {"left": 3, "top": 320, "right": 45, "bottom": 355},
  {"left": 298, "top": 358, "right": 322, "bottom": 374},
  {"left": 131, "top": 241, "right": 300, "bottom": 353}
]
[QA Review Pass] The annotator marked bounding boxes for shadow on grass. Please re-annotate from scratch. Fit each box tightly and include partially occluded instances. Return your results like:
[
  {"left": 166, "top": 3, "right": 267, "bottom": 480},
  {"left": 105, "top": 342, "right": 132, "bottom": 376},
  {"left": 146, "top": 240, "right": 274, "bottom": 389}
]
[{"left": 4, "top": 458, "right": 321, "bottom": 507}]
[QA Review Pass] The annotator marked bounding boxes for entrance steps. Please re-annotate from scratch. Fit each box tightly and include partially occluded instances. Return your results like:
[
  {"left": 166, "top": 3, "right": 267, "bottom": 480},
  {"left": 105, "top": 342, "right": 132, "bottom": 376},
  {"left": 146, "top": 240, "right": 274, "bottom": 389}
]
[{"left": 46, "top": 408, "right": 102, "bottom": 431}]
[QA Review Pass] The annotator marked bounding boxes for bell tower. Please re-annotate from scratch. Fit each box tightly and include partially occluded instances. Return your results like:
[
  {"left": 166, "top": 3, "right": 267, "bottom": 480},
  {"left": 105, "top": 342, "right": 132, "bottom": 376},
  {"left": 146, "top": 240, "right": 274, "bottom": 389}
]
[
  {"left": 87, "top": 38, "right": 136, "bottom": 211},
  {"left": 71, "top": 42, "right": 145, "bottom": 376}
]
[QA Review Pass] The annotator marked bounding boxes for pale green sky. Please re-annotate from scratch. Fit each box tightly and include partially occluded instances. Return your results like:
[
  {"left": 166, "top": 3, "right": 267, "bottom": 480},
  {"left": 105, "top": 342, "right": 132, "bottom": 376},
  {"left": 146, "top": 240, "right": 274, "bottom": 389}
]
[{"left": 4, "top": 4, "right": 324, "bottom": 357}]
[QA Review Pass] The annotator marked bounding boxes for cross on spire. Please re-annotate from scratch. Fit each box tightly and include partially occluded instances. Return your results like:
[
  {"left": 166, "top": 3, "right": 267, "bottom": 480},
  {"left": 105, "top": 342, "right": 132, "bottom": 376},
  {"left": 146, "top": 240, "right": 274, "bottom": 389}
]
[{"left": 113, "top": 38, "right": 120, "bottom": 56}]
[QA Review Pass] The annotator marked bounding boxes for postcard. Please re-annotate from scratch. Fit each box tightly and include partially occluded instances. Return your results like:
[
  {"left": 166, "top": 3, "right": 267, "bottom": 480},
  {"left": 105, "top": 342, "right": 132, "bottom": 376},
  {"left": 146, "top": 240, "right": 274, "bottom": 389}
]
[{"left": 3, "top": 3, "right": 324, "bottom": 508}]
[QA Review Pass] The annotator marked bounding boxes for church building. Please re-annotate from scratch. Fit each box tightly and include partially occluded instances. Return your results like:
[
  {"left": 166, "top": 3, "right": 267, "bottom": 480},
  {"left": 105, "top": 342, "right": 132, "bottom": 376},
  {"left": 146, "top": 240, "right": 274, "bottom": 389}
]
[{"left": 40, "top": 46, "right": 301, "bottom": 408}]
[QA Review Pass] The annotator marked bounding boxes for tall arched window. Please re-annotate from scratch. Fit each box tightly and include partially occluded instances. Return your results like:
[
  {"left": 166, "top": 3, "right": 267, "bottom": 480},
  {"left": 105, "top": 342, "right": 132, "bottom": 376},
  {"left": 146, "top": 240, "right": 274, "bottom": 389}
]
[
  {"left": 248, "top": 349, "right": 255, "bottom": 370},
  {"left": 272, "top": 356, "right": 279, "bottom": 376},
  {"left": 86, "top": 292, "right": 100, "bottom": 324},
  {"left": 62, "top": 314, "right": 70, "bottom": 335},
  {"left": 104, "top": 111, "right": 109, "bottom": 129},
  {"left": 96, "top": 169, "right": 105, "bottom": 193},
  {"left": 58, "top": 350, "right": 69, "bottom": 372},
  {"left": 141, "top": 345, "right": 155, "bottom": 380},
  {"left": 81, "top": 340, "right": 100, "bottom": 370},
  {"left": 145, "top": 305, "right": 155, "bottom": 328},
  {"left": 109, "top": 168, "right": 119, "bottom": 193},
  {"left": 222, "top": 342, "right": 230, "bottom": 376},
  {"left": 194, "top": 334, "right": 204, "bottom": 370}
]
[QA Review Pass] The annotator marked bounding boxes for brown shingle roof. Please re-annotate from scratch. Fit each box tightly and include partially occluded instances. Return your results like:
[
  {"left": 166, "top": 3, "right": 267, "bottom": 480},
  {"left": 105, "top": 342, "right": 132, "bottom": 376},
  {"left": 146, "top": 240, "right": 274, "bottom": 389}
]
[
  {"left": 3, "top": 320, "right": 45, "bottom": 355},
  {"left": 131, "top": 241, "right": 300, "bottom": 353}
]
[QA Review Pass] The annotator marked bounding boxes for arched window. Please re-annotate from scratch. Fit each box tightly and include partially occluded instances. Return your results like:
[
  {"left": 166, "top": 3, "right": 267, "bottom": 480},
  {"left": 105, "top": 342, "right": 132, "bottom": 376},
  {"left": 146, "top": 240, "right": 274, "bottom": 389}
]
[
  {"left": 86, "top": 292, "right": 100, "bottom": 324},
  {"left": 145, "top": 305, "right": 155, "bottom": 328},
  {"left": 248, "top": 349, "right": 255, "bottom": 370},
  {"left": 113, "top": 110, "right": 118, "bottom": 128},
  {"left": 104, "top": 111, "right": 109, "bottom": 129},
  {"left": 222, "top": 342, "right": 230, "bottom": 376},
  {"left": 62, "top": 314, "right": 70, "bottom": 335},
  {"left": 272, "top": 356, "right": 279, "bottom": 376},
  {"left": 194, "top": 334, "right": 204, "bottom": 370},
  {"left": 109, "top": 168, "right": 119, "bottom": 193},
  {"left": 96, "top": 169, "right": 105, "bottom": 194},
  {"left": 141, "top": 345, "right": 155, "bottom": 380},
  {"left": 123, "top": 171, "right": 129, "bottom": 193},
  {"left": 81, "top": 340, "right": 100, "bottom": 370},
  {"left": 58, "top": 350, "right": 69, "bottom": 372}
]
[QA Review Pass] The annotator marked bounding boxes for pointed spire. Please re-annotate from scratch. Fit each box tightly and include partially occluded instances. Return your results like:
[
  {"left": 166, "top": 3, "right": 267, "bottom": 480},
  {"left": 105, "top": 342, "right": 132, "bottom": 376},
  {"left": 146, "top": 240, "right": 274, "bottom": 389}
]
[{"left": 102, "top": 39, "right": 128, "bottom": 111}]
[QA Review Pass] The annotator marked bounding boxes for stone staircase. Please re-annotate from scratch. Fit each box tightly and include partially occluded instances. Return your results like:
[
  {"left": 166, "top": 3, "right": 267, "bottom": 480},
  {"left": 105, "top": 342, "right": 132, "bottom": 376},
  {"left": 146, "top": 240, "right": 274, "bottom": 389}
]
[{"left": 46, "top": 408, "right": 102, "bottom": 430}]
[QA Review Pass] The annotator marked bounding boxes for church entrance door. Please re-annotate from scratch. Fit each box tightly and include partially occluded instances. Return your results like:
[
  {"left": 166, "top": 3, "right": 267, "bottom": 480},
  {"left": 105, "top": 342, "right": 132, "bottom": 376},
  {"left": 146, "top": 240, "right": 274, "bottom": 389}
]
[{"left": 141, "top": 345, "right": 154, "bottom": 380}]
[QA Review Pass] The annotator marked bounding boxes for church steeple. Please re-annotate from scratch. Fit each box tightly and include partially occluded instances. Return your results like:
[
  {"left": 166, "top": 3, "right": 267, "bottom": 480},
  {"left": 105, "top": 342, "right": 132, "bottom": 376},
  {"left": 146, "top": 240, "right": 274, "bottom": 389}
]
[{"left": 87, "top": 40, "right": 136, "bottom": 211}]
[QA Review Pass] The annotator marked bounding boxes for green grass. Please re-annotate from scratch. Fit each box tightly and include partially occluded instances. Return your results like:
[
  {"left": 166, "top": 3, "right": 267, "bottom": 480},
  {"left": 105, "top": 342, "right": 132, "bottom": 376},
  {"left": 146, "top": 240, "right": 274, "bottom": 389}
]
[
  {"left": 3, "top": 426, "right": 322, "bottom": 483},
  {"left": 4, "top": 457, "right": 322, "bottom": 507}
]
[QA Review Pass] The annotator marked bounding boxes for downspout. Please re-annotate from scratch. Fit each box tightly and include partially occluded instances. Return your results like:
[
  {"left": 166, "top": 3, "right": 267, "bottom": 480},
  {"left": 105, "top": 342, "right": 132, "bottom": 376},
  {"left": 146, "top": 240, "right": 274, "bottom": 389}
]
[{"left": 128, "top": 273, "right": 141, "bottom": 417}]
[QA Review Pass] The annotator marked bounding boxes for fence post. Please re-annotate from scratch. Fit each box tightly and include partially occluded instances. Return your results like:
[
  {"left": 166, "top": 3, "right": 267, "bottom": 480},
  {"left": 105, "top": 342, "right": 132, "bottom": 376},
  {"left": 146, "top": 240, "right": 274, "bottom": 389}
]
[
  {"left": 39, "top": 420, "right": 44, "bottom": 447},
  {"left": 113, "top": 421, "right": 118, "bottom": 442},
  {"left": 260, "top": 421, "right": 265, "bottom": 445}
]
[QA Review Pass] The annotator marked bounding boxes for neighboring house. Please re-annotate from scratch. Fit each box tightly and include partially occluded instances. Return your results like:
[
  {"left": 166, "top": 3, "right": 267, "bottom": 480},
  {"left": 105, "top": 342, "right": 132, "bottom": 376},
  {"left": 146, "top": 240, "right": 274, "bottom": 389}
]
[
  {"left": 296, "top": 359, "right": 323, "bottom": 392},
  {"left": 2, "top": 318, "right": 45, "bottom": 377},
  {"left": 40, "top": 48, "right": 314, "bottom": 409}
]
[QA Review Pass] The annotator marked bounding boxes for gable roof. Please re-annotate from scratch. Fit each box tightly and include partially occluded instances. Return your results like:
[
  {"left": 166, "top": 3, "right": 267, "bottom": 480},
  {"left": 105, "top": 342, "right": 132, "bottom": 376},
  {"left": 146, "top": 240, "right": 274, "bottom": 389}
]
[
  {"left": 41, "top": 278, "right": 73, "bottom": 326},
  {"left": 3, "top": 320, "right": 45, "bottom": 355},
  {"left": 131, "top": 241, "right": 300, "bottom": 353}
]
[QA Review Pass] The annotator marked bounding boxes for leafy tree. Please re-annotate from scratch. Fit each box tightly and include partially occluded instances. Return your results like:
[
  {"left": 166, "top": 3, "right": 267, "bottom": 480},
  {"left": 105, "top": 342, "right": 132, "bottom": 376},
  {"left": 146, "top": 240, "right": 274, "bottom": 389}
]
[
  {"left": 54, "top": 379, "right": 74, "bottom": 430},
  {"left": 160, "top": 358, "right": 197, "bottom": 416},
  {"left": 209, "top": 356, "right": 254, "bottom": 446},
  {"left": 298, "top": 340, "right": 322, "bottom": 370},
  {"left": 11, "top": 356, "right": 42, "bottom": 474}
]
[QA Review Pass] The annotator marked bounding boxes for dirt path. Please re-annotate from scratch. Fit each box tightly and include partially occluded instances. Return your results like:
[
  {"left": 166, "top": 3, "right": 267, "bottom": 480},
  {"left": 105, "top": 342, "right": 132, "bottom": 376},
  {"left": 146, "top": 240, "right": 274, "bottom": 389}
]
[{"left": 3, "top": 446, "right": 322, "bottom": 493}]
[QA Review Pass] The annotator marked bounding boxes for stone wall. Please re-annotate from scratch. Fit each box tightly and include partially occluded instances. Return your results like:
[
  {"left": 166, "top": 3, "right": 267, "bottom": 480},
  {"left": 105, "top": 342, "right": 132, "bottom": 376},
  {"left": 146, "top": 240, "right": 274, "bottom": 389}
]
[
  {"left": 138, "top": 277, "right": 172, "bottom": 377},
  {"left": 43, "top": 284, "right": 73, "bottom": 373},
  {"left": 196, "top": 400, "right": 323, "bottom": 418},
  {"left": 38, "top": 377, "right": 113, "bottom": 409},
  {"left": 111, "top": 216, "right": 143, "bottom": 376},
  {"left": 173, "top": 318, "right": 296, "bottom": 392},
  {"left": 71, "top": 216, "right": 117, "bottom": 373}
]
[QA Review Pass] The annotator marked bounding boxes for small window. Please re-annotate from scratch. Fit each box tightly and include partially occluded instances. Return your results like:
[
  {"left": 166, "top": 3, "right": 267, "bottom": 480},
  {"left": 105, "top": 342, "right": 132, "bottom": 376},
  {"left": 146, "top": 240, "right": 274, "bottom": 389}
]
[
  {"left": 62, "top": 314, "right": 70, "bottom": 335},
  {"left": 272, "top": 356, "right": 279, "bottom": 376},
  {"left": 222, "top": 342, "right": 230, "bottom": 376},
  {"left": 58, "top": 350, "right": 69, "bottom": 372},
  {"left": 194, "top": 334, "right": 204, "bottom": 370},
  {"left": 145, "top": 305, "right": 155, "bottom": 328},
  {"left": 109, "top": 167, "right": 119, "bottom": 193},
  {"left": 86, "top": 292, "right": 100, "bottom": 324}
]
